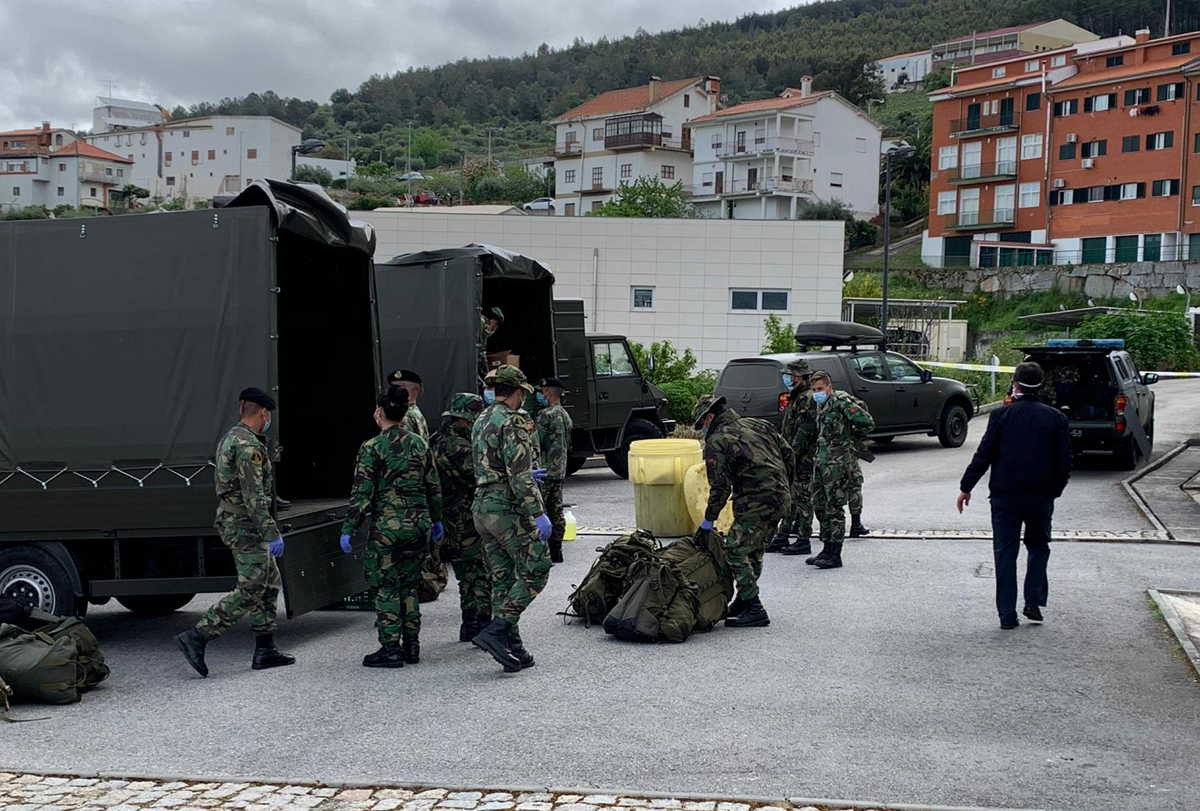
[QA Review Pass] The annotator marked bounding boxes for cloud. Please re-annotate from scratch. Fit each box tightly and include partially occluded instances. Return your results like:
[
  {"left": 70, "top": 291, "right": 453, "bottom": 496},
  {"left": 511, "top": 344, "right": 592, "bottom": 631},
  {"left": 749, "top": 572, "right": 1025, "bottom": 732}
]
[{"left": 0, "top": 0, "right": 796, "bottom": 131}]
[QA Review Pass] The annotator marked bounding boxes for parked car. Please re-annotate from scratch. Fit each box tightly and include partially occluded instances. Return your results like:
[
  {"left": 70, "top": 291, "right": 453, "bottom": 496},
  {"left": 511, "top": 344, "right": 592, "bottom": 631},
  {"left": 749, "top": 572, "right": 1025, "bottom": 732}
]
[
  {"left": 713, "top": 321, "right": 975, "bottom": 448},
  {"left": 1018, "top": 339, "right": 1156, "bottom": 469},
  {"left": 522, "top": 197, "right": 555, "bottom": 212}
]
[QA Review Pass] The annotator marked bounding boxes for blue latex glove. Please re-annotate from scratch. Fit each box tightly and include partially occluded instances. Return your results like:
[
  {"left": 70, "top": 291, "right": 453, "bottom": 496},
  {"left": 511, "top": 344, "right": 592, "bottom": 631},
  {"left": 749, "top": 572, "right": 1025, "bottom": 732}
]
[
  {"left": 339, "top": 534, "right": 353, "bottom": 554},
  {"left": 532, "top": 468, "right": 547, "bottom": 483},
  {"left": 699, "top": 519, "right": 715, "bottom": 532},
  {"left": 431, "top": 521, "right": 445, "bottom": 542},
  {"left": 268, "top": 537, "right": 285, "bottom": 558},
  {"left": 534, "top": 513, "right": 552, "bottom": 541}
]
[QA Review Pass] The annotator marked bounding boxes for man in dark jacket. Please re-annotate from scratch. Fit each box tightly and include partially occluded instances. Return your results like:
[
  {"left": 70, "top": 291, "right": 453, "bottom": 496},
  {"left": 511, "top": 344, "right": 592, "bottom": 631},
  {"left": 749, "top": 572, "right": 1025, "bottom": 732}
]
[{"left": 957, "top": 362, "right": 1071, "bottom": 629}]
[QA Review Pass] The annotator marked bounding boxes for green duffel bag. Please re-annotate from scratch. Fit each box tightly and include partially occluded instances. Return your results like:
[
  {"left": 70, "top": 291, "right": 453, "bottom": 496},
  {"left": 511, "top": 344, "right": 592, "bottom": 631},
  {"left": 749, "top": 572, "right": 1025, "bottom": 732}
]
[
  {"left": 23, "top": 609, "right": 110, "bottom": 689},
  {"left": 602, "top": 556, "right": 698, "bottom": 643},
  {"left": 567, "top": 530, "right": 660, "bottom": 625},
  {"left": 0, "top": 623, "right": 82, "bottom": 705},
  {"left": 661, "top": 530, "right": 734, "bottom": 633}
]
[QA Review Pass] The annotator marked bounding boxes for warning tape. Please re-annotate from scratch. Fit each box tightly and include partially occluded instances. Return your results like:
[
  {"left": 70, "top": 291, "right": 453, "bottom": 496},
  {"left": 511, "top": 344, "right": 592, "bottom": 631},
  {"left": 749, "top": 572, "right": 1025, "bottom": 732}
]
[{"left": 921, "top": 361, "right": 1200, "bottom": 378}]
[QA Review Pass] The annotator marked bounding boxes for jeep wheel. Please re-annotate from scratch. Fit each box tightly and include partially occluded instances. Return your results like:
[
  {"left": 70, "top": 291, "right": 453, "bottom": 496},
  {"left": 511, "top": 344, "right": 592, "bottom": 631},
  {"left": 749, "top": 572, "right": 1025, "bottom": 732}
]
[
  {"left": 604, "top": 418, "right": 664, "bottom": 479},
  {"left": 117, "top": 594, "right": 196, "bottom": 616},
  {"left": 1114, "top": 436, "right": 1140, "bottom": 471},
  {"left": 0, "top": 545, "right": 83, "bottom": 616},
  {"left": 937, "top": 403, "right": 970, "bottom": 448}
]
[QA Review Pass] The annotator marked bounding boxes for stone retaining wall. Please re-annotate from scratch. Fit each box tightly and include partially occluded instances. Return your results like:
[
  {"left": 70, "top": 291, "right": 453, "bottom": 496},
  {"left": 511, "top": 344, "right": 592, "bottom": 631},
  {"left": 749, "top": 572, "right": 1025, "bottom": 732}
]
[{"left": 920, "top": 261, "right": 1200, "bottom": 299}]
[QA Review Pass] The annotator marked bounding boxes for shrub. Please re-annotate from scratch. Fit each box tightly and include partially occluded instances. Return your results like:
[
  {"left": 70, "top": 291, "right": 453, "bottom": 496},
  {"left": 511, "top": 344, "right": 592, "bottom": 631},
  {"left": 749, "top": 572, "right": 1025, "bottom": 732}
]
[
  {"left": 629, "top": 340, "right": 717, "bottom": 424},
  {"left": 294, "top": 165, "right": 334, "bottom": 185},
  {"left": 1075, "top": 311, "right": 1200, "bottom": 371}
]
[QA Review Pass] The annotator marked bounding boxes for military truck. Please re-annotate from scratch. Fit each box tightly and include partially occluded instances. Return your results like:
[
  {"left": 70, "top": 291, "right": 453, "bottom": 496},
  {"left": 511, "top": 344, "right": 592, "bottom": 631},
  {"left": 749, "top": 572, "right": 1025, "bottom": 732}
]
[{"left": 0, "top": 181, "right": 376, "bottom": 617}]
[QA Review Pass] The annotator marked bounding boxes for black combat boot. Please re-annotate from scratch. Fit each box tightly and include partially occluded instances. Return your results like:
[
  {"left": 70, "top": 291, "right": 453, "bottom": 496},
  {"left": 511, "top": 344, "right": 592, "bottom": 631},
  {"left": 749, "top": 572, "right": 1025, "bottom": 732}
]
[
  {"left": 473, "top": 610, "right": 492, "bottom": 641},
  {"left": 726, "top": 595, "right": 749, "bottom": 619},
  {"left": 805, "top": 543, "right": 828, "bottom": 565},
  {"left": 362, "top": 643, "right": 405, "bottom": 668},
  {"left": 849, "top": 515, "right": 870, "bottom": 537},
  {"left": 813, "top": 542, "right": 843, "bottom": 569},
  {"left": 725, "top": 596, "right": 770, "bottom": 628},
  {"left": 402, "top": 635, "right": 420, "bottom": 664},
  {"left": 471, "top": 619, "right": 522, "bottom": 673},
  {"left": 766, "top": 523, "right": 791, "bottom": 553},
  {"left": 251, "top": 634, "right": 296, "bottom": 670},
  {"left": 549, "top": 538, "right": 564, "bottom": 564},
  {"left": 174, "top": 628, "right": 209, "bottom": 678},
  {"left": 781, "top": 537, "right": 813, "bottom": 556},
  {"left": 507, "top": 626, "right": 535, "bottom": 669},
  {"left": 459, "top": 609, "right": 478, "bottom": 642}
]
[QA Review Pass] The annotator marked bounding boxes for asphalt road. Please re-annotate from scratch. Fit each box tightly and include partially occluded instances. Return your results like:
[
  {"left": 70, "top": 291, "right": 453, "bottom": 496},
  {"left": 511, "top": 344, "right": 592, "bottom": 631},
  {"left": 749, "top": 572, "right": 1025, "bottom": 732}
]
[
  {"left": 5, "top": 536, "right": 1200, "bottom": 811},
  {"left": 570, "top": 378, "right": 1200, "bottom": 535}
]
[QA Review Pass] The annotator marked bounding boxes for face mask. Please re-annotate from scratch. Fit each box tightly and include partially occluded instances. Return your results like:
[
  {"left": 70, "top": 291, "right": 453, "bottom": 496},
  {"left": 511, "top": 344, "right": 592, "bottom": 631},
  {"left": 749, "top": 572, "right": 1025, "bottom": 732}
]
[
  {"left": 812, "top": 391, "right": 829, "bottom": 405},
  {"left": 535, "top": 393, "right": 548, "bottom": 407},
  {"left": 483, "top": 390, "right": 496, "bottom": 405},
  {"left": 781, "top": 374, "right": 794, "bottom": 390},
  {"left": 262, "top": 418, "right": 272, "bottom": 433}
]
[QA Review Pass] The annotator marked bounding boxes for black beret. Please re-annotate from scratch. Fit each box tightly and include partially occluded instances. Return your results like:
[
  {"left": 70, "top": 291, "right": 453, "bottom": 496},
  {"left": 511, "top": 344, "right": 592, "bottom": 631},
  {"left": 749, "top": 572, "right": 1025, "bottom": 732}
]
[
  {"left": 239, "top": 387, "right": 276, "bottom": 410},
  {"left": 540, "top": 377, "right": 566, "bottom": 389},
  {"left": 387, "top": 369, "right": 422, "bottom": 385}
]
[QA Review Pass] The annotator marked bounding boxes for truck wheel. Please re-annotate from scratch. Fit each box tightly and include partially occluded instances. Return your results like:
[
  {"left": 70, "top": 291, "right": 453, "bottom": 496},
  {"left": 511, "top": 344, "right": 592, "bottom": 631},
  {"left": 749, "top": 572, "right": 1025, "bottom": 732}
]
[
  {"left": 116, "top": 594, "right": 196, "bottom": 616},
  {"left": 604, "top": 419, "right": 664, "bottom": 479},
  {"left": 1114, "top": 436, "right": 1140, "bottom": 471},
  {"left": 0, "top": 545, "right": 83, "bottom": 617},
  {"left": 937, "top": 403, "right": 970, "bottom": 448},
  {"left": 566, "top": 455, "right": 589, "bottom": 477}
]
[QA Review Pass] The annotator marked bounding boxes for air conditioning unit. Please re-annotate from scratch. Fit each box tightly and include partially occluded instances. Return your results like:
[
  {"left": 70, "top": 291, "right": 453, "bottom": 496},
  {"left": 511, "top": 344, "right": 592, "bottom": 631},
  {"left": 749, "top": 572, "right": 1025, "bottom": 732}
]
[
  {"left": 1066, "top": 133, "right": 1078, "bottom": 143},
  {"left": 1053, "top": 178, "right": 1066, "bottom": 188},
  {"left": 1081, "top": 158, "right": 1095, "bottom": 169}
]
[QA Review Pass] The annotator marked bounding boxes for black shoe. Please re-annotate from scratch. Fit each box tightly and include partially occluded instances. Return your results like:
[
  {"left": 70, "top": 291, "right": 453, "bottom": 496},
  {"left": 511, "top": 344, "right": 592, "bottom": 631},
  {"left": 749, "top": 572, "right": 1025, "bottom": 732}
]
[
  {"left": 725, "top": 597, "right": 770, "bottom": 628},
  {"left": 1022, "top": 606, "right": 1044, "bottom": 623},
  {"left": 765, "top": 530, "right": 791, "bottom": 553},
  {"left": 1000, "top": 617, "right": 1020, "bottom": 630},
  {"left": 174, "top": 628, "right": 209, "bottom": 678},
  {"left": 508, "top": 627, "right": 535, "bottom": 669},
  {"left": 849, "top": 516, "right": 870, "bottom": 537},
  {"left": 251, "top": 634, "right": 296, "bottom": 670},
  {"left": 805, "top": 545, "right": 829, "bottom": 565},
  {"left": 362, "top": 644, "right": 405, "bottom": 668},
  {"left": 549, "top": 539, "right": 564, "bottom": 564},
  {"left": 813, "top": 542, "right": 843, "bottom": 569},
  {"left": 275, "top": 496, "right": 291, "bottom": 510},
  {"left": 402, "top": 636, "right": 420, "bottom": 664},
  {"left": 471, "top": 619, "right": 523, "bottom": 673},
  {"left": 726, "top": 596, "right": 749, "bottom": 619},
  {"left": 459, "top": 610, "right": 478, "bottom": 642},
  {"left": 780, "top": 538, "right": 812, "bottom": 556}
]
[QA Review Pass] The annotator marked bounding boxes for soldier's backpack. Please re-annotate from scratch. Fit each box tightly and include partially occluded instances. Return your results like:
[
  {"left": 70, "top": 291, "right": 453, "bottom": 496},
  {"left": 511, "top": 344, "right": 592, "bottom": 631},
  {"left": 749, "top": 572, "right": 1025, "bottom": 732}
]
[
  {"left": 660, "top": 530, "right": 733, "bottom": 632},
  {"left": 566, "top": 530, "right": 660, "bottom": 625},
  {"left": 20, "top": 610, "right": 110, "bottom": 689},
  {"left": 602, "top": 557, "right": 699, "bottom": 643},
  {"left": 0, "top": 623, "right": 82, "bottom": 705}
]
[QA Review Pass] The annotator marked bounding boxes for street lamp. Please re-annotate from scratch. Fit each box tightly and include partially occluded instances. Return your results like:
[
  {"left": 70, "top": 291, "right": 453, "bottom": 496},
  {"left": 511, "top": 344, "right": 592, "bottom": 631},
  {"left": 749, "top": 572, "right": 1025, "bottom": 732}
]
[
  {"left": 290, "top": 138, "right": 325, "bottom": 181},
  {"left": 881, "top": 145, "right": 916, "bottom": 343}
]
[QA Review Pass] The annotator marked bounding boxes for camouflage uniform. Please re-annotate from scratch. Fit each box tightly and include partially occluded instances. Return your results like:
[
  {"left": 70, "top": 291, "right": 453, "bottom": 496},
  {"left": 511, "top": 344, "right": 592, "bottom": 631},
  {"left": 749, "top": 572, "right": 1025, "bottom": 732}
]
[
  {"left": 340, "top": 425, "right": 443, "bottom": 646},
  {"left": 402, "top": 404, "right": 429, "bottom": 440},
  {"left": 535, "top": 402, "right": 574, "bottom": 555},
  {"left": 813, "top": 392, "right": 876, "bottom": 546},
  {"left": 701, "top": 407, "right": 790, "bottom": 601},
  {"left": 431, "top": 396, "right": 491, "bottom": 622},
  {"left": 780, "top": 383, "right": 819, "bottom": 540},
  {"left": 472, "top": 369, "right": 550, "bottom": 631},
  {"left": 197, "top": 423, "right": 282, "bottom": 639}
]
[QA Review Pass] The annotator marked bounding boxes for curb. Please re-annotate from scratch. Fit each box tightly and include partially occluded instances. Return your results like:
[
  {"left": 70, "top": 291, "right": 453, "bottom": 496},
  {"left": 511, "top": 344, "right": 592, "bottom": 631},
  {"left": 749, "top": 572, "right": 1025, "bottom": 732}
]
[
  {"left": 0, "top": 768, "right": 1048, "bottom": 811},
  {"left": 576, "top": 529, "right": 1195, "bottom": 544},
  {"left": 1122, "top": 440, "right": 1197, "bottom": 540},
  {"left": 1147, "top": 588, "right": 1200, "bottom": 678}
]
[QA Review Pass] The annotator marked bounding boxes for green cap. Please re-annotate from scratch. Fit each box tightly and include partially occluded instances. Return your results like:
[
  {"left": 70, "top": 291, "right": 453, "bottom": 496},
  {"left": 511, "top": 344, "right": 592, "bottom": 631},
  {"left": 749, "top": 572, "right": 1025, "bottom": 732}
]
[
  {"left": 494, "top": 363, "right": 533, "bottom": 394},
  {"left": 486, "top": 306, "right": 505, "bottom": 322},
  {"left": 691, "top": 394, "right": 726, "bottom": 429},
  {"left": 786, "top": 358, "right": 812, "bottom": 375},
  {"left": 443, "top": 392, "right": 484, "bottom": 420}
]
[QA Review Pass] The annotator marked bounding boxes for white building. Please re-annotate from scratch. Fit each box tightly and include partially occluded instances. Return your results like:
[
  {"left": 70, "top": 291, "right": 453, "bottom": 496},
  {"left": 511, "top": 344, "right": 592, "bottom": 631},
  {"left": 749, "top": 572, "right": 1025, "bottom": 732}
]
[
  {"left": 686, "top": 80, "right": 883, "bottom": 221},
  {"left": 547, "top": 76, "right": 722, "bottom": 216},
  {"left": 874, "top": 50, "right": 933, "bottom": 92},
  {"left": 92, "top": 97, "right": 166, "bottom": 133},
  {"left": 296, "top": 154, "right": 356, "bottom": 181},
  {"left": 83, "top": 115, "right": 301, "bottom": 204},
  {"left": 357, "top": 210, "right": 844, "bottom": 370},
  {"left": 0, "top": 123, "right": 133, "bottom": 211}
]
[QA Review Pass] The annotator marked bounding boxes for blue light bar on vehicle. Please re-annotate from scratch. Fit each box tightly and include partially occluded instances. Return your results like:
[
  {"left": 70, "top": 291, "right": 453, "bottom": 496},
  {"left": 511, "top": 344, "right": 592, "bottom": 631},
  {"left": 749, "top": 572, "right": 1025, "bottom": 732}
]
[{"left": 1045, "top": 338, "right": 1126, "bottom": 349}]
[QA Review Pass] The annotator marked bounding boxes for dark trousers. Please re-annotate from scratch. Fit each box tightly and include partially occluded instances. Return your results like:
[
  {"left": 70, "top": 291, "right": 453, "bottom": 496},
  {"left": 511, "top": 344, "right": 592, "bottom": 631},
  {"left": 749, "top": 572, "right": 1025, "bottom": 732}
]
[{"left": 990, "top": 495, "right": 1053, "bottom": 622}]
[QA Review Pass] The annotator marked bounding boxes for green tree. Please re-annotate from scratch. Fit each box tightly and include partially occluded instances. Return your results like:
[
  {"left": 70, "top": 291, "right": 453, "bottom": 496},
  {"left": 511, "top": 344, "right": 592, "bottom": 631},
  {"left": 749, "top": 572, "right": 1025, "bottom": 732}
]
[
  {"left": 760, "top": 314, "right": 797, "bottom": 354},
  {"left": 357, "top": 161, "right": 393, "bottom": 178},
  {"left": 628, "top": 340, "right": 717, "bottom": 424},
  {"left": 411, "top": 128, "right": 451, "bottom": 168},
  {"left": 500, "top": 166, "right": 547, "bottom": 204},
  {"left": 1075, "top": 311, "right": 1200, "bottom": 371},
  {"left": 293, "top": 165, "right": 334, "bottom": 185},
  {"left": 590, "top": 177, "right": 692, "bottom": 218},
  {"left": 796, "top": 200, "right": 877, "bottom": 248}
]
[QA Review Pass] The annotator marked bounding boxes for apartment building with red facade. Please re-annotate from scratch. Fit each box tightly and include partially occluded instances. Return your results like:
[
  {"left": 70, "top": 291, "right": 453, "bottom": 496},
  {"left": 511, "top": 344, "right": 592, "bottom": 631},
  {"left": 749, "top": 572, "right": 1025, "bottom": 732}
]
[{"left": 924, "top": 27, "right": 1200, "bottom": 268}]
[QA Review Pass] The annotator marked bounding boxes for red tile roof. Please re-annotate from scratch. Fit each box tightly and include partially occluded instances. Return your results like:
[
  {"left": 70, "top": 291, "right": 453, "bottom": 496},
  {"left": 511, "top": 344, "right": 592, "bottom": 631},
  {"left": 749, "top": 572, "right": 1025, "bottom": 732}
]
[
  {"left": 0, "top": 128, "right": 49, "bottom": 138},
  {"left": 942, "top": 21, "right": 1043, "bottom": 44},
  {"left": 686, "top": 91, "right": 833, "bottom": 124},
  {"left": 54, "top": 141, "right": 134, "bottom": 163},
  {"left": 1052, "top": 53, "right": 1198, "bottom": 90},
  {"left": 549, "top": 77, "right": 701, "bottom": 122}
]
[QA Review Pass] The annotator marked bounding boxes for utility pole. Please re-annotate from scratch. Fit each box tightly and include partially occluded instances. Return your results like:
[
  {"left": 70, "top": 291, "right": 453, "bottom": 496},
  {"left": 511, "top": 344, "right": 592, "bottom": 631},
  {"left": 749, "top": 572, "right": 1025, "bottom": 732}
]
[
  {"left": 487, "top": 127, "right": 495, "bottom": 165},
  {"left": 882, "top": 154, "right": 893, "bottom": 343},
  {"left": 1165, "top": 0, "right": 1172, "bottom": 36}
]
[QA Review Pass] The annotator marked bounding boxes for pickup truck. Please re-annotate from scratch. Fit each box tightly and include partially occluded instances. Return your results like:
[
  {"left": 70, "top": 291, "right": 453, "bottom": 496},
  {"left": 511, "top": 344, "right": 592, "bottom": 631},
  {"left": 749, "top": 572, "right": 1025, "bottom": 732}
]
[{"left": 1019, "top": 339, "right": 1157, "bottom": 469}]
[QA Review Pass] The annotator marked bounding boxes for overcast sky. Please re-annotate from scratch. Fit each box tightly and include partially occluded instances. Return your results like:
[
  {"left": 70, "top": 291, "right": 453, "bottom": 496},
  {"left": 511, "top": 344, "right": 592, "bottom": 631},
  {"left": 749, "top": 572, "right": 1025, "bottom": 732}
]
[{"left": 0, "top": 0, "right": 798, "bottom": 132}]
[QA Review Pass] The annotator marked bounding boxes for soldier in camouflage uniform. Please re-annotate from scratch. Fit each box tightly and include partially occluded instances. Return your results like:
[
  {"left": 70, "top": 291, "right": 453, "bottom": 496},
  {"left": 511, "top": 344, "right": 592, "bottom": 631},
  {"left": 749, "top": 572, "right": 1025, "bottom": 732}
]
[
  {"left": 807, "top": 370, "right": 876, "bottom": 569},
  {"left": 478, "top": 306, "right": 505, "bottom": 379},
  {"left": 175, "top": 387, "right": 294, "bottom": 678},
  {"left": 771, "top": 359, "right": 819, "bottom": 557},
  {"left": 471, "top": 364, "right": 553, "bottom": 673},
  {"left": 847, "top": 459, "right": 869, "bottom": 538},
  {"left": 431, "top": 393, "right": 492, "bottom": 642},
  {"left": 693, "top": 395, "right": 790, "bottom": 629},
  {"left": 338, "top": 386, "right": 443, "bottom": 668},
  {"left": 535, "top": 377, "right": 573, "bottom": 564}
]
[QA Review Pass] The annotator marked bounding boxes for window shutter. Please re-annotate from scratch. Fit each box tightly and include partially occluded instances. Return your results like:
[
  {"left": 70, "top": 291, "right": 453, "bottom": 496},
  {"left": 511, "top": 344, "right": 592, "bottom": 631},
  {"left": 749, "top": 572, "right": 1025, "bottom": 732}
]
[
  {"left": 1084, "top": 96, "right": 1094, "bottom": 113},
  {"left": 1165, "top": 131, "right": 1175, "bottom": 148}
]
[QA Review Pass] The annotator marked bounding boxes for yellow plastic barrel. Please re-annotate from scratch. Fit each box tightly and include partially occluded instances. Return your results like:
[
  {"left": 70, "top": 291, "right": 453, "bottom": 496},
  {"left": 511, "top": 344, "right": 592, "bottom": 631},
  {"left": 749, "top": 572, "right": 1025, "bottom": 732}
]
[
  {"left": 683, "top": 461, "right": 735, "bottom": 534},
  {"left": 628, "top": 439, "right": 703, "bottom": 537}
]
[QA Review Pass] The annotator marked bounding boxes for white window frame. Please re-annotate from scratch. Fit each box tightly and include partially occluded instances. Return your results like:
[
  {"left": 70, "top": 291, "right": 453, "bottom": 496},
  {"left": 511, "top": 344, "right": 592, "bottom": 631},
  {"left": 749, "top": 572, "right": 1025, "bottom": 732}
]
[
  {"left": 830, "top": 171, "right": 844, "bottom": 188},
  {"left": 1120, "top": 183, "right": 1140, "bottom": 201},
  {"left": 1149, "top": 132, "right": 1170, "bottom": 150},
  {"left": 1021, "top": 133, "right": 1043, "bottom": 160},
  {"left": 1025, "top": 59, "right": 1040, "bottom": 72},
  {"left": 631, "top": 286, "right": 655, "bottom": 312},
  {"left": 1091, "top": 94, "right": 1111, "bottom": 112},
  {"left": 729, "top": 288, "right": 791, "bottom": 312},
  {"left": 938, "top": 145, "right": 958, "bottom": 169},
  {"left": 1087, "top": 186, "right": 1104, "bottom": 203},
  {"left": 1018, "top": 182, "right": 1040, "bottom": 208},
  {"left": 937, "top": 190, "right": 957, "bottom": 215},
  {"left": 701, "top": 172, "right": 714, "bottom": 187},
  {"left": 992, "top": 66, "right": 1007, "bottom": 78},
  {"left": 1051, "top": 54, "right": 1067, "bottom": 67}
]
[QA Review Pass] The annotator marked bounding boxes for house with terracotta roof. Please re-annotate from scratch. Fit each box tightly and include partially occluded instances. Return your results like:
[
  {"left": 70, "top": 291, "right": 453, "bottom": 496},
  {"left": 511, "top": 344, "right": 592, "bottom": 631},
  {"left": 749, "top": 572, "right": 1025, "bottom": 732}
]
[
  {"left": 0, "top": 122, "right": 132, "bottom": 211},
  {"left": 685, "top": 78, "right": 883, "bottom": 220},
  {"left": 546, "top": 76, "right": 721, "bottom": 215}
]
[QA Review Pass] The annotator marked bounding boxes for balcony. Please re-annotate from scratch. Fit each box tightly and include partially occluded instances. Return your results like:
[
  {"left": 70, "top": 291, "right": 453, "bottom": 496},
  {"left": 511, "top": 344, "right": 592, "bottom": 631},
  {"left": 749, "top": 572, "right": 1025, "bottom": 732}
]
[
  {"left": 723, "top": 177, "right": 815, "bottom": 195},
  {"left": 950, "top": 112, "right": 1020, "bottom": 138},
  {"left": 80, "top": 170, "right": 120, "bottom": 184},
  {"left": 944, "top": 208, "right": 1016, "bottom": 230},
  {"left": 578, "top": 183, "right": 613, "bottom": 196},
  {"left": 716, "top": 136, "right": 815, "bottom": 159},
  {"left": 553, "top": 142, "right": 582, "bottom": 159},
  {"left": 946, "top": 160, "right": 1018, "bottom": 184}
]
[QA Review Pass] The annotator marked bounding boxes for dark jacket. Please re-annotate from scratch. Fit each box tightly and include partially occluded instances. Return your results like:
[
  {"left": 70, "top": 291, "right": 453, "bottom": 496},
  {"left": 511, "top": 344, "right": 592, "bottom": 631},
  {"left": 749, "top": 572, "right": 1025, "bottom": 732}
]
[{"left": 960, "top": 395, "right": 1072, "bottom": 499}]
